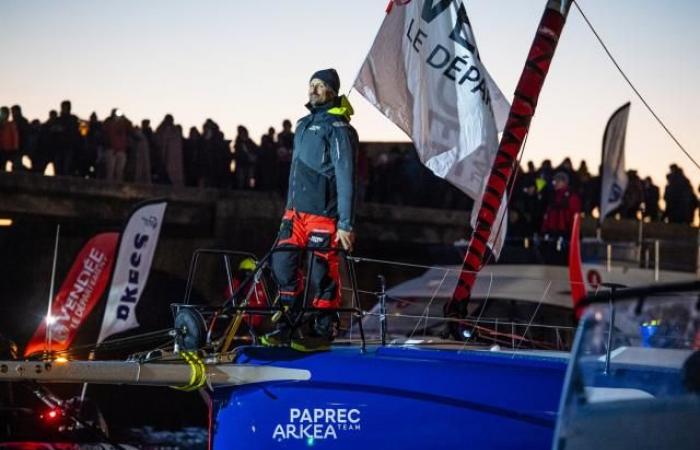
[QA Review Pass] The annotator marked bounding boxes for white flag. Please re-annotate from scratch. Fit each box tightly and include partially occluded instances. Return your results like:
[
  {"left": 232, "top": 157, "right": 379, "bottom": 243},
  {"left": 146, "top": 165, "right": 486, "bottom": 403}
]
[
  {"left": 600, "top": 103, "right": 630, "bottom": 222},
  {"left": 354, "top": 0, "right": 510, "bottom": 256},
  {"left": 97, "top": 200, "right": 167, "bottom": 343}
]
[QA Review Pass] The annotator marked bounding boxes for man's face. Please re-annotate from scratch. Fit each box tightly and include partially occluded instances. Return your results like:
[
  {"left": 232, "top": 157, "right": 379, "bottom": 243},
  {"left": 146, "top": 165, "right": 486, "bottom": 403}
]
[{"left": 308, "top": 79, "right": 334, "bottom": 106}]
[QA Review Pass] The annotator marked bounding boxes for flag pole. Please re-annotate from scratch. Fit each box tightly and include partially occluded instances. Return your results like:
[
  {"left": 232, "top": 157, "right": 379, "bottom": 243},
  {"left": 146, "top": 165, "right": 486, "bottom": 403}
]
[
  {"left": 448, "top": 0, "right": 573, "bottom": 328},
  {"left": 44, "top": 224, "right": 61, "bottom": 360}
]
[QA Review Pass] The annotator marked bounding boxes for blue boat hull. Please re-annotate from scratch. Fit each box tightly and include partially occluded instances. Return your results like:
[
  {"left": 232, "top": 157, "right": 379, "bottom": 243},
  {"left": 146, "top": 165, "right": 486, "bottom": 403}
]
[{"left": 211, "top": 346, "right": 568, "bottom": 449}]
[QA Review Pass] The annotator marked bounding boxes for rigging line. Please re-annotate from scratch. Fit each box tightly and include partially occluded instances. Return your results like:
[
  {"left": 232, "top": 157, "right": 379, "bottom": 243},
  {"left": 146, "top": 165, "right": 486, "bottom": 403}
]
[
  {"left": 572, "top": 0, "right": 699, "bottom": 171},
  {"left": 54, "top": 329, "right": 173, "bottom": 355},
  {"left": 408, "top": 269, "right": 449, "bottom": 340},
  {"left": 361, "top": 311, "right": 576, "bottom": 331},
  {"left": 514, "top": 280, "right": 551, "bottom": 354}
]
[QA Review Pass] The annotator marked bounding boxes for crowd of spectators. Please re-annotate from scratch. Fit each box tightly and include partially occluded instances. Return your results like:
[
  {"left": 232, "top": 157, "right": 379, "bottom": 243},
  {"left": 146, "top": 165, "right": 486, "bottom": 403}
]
[
  {"left": 1, "top": 101, "right": 698, "bottom": 234},
  {"left": 507, "top": 159, "right": 698, "bottom": 237}
]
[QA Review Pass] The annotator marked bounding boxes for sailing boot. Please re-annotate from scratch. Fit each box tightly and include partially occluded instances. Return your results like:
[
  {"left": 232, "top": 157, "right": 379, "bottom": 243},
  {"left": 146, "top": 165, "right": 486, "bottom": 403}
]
[
  {"left": 260, "top": 321, "right": 292, "bottom": 347},
  {"left": 441, "top": 300, "right": 469, "bottom": 341},
  {"left": 261, "top": 299, "right": 302, "bottom": 347},
  {"left": 291, "top": 311, "right": 339, "bottom": 352}
]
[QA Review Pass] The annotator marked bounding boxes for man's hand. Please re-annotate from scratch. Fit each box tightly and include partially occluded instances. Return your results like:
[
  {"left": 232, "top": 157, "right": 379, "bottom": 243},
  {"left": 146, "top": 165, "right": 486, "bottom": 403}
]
[{"left": 336, "top": 229, "right": 356, "bottom": 252}]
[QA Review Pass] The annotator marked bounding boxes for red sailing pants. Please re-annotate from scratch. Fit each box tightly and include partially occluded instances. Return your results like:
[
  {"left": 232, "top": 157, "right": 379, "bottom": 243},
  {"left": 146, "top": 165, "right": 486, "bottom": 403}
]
[{"left": 271, "top": 209, "right": 341, "bottom": 309}]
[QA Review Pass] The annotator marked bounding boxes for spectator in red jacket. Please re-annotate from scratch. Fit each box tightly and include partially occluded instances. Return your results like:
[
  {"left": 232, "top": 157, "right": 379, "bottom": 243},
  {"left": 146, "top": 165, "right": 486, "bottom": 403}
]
[
  {"left": 541, "top": 171, "right": 581, "bottom": 238},
  {"left": 0, "top": 106, "right": 19, "bottom": 171}
]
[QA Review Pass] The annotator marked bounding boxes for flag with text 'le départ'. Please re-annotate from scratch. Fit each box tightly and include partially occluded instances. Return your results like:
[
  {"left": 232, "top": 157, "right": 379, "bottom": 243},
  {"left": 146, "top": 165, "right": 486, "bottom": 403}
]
[
  {"left": 97, "top": 200, "right": 167, "bottom": 344},
  {"left": 354, "top": 0, "right": 511, "bottom": 256},
  {"left": 600, "top": 103, "right": 630, "bottom": 222},
  {"left": 24, "top": 233, "right": 119, "bottom": 357}
]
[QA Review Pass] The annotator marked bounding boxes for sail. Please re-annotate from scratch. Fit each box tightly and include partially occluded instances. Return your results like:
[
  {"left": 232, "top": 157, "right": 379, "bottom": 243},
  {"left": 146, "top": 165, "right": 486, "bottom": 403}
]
[
  {"left": 97, "top": 200, "right": 167, "bottom": 343},
  {"left": 24, "top": 233, "right": 118, "bottom": 357},
  {"left": 354, "top": 0, "right": 510, "bottom": 256},
  {"left": 599, "top": 103, "right": 631, "bottom": 221},
  {"left": 568, "top": 213, "right": 587, "bottom": 319}
]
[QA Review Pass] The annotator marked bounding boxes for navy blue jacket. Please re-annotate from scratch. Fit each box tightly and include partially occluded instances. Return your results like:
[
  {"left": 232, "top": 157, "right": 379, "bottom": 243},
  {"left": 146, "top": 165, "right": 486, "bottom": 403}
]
[{"left": 286, "top": 96, "right": 358, "bottom": 231}]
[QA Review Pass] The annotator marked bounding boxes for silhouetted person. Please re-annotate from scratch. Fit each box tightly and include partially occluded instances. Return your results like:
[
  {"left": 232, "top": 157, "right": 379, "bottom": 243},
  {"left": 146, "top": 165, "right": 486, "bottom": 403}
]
[
  {"left": 85, "top": 112, "right": 104, "bottom": 178},
  {"left": 277, "top": 119, "right": 294, "bottom": 195},
  {"left": 25, "top": 119, "right": 42, "bottom": 172},
  {"left": 576, "top": 161, "right": 592, "bottom": 213},
  {"left": 643, "top": 176, "right": 660, "bottom": 221},
  {"left": 201, "top": 119, "right": 229, "bottom": 188},
  {"left": 537, "top": 159, "right": 554, "bottom": 186},
  {"left": 34, "top": 110, "right": 60, "bottom": 174},
  {"left": 511, "top": 164, "right": 546, "bottom": 237},
  {"left": 664, "top": 165, "right": 696, "bottom": 224},
  {"left": 155, "top": 114, "right": 184, "bottom": 186},
  {"left": 0, "top": 106, "right": 19, "bottom": 171},
  {"left": 233, "top": 125, "right": 257, "bottom": 189},
  {"left": 103, "top": 108, "right": 132, "bottom": 181},
  {"left": 54, "top": 100, "right": 81, "bottom": 176},
  {"left": 140, "top": 119, "right": 164, "bottom": 183},
  {"left": 556, "top": 157, "right": 578, "bottom": 190},
  {"left": 130, "top": 125, "right": 151, "bottom": 184},
  {"left": 621, "top": 169, "right": 644, "bottom": 219},
  {"left": 257, "top": 127, "right": 278, "bottom": 190},
  {"left": 10, "top": 105, "right": 29, "bottom": 171},
  {"left": 184, "top": 126, "right": 202, "bottom": 187}
]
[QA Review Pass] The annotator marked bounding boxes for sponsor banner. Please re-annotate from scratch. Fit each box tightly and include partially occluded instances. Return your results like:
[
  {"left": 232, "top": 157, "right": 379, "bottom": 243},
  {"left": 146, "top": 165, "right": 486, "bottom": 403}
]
[
  {"left": 24, "top": 233, "right": 118, "bottom": 357},
  {"left": 354, "top": 0, "right": 510, "bottom": 256},
  {"left": 600, "top": 102, "right": 631, "bottom": 221},
  {"left": 97, "top": 200, "right": 167, "bottom": 343}
]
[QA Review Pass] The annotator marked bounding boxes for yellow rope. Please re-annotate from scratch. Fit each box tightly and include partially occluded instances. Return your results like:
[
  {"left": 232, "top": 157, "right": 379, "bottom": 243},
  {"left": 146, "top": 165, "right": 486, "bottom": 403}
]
[{"left": 171, "top": 351, "right": 207, "bottom": 391}]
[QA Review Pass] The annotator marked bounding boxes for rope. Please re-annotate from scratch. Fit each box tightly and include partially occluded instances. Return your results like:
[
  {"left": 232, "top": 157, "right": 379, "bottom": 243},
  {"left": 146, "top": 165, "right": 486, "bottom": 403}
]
[
  {"left": 171, "top": 351, "right": 207, "bottom": 391},
  {"left": 52, "top": 329, "right": 173, "bottom": 357},
  {"left": 573, "top": 0, "right": 698, "bottom": 171}
]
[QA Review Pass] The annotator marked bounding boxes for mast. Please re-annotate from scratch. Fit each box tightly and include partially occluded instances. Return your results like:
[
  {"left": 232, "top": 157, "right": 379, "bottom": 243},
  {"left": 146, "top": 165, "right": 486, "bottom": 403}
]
[{"left": 449, "top": 1, "right": 573, "bottom": 314}]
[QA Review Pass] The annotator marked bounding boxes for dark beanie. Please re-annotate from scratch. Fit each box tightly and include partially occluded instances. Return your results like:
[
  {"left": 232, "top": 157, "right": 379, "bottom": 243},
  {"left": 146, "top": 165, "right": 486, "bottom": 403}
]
[{"left": 310, "top": 68, "right": 340, "bottom": 93}]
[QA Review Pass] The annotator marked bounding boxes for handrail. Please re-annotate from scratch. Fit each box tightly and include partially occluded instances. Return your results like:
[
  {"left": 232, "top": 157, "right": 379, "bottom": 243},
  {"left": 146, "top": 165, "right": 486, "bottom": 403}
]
[{"left": 181, "top": 246, "right": 367, "bottom": 352}]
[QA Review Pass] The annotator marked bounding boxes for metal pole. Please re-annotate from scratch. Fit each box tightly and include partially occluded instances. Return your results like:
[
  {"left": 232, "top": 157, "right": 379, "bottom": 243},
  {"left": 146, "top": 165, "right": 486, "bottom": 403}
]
[
  {"left": 606, "top": 244, "right": 612, "bottom": 273},
  {"left": 45, "top": 224, "right": 61, "bottom": 359},
  {"left": 223, "top": 255, "right": 234, "bottom": 305},
  {"left": 644, "top": 247, "right": 650, "bottom": 269},
  {"left": 602, "top": 283, "right": 624, "bottom": 376},
  {"left": 637, "top": 219, "right": 643, "bottom": 264},
  {"left": 377, "top": 275, "right": 387, "bottom": 346},
  {"left": 654, "top": 240, "right": 660, "bottom": 281}
]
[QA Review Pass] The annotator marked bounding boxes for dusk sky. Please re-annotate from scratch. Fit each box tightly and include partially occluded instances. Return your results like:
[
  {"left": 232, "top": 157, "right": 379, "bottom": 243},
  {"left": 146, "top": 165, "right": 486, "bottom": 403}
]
[{"left": 2, "top": 0, "right": 698, "bottom": 189}]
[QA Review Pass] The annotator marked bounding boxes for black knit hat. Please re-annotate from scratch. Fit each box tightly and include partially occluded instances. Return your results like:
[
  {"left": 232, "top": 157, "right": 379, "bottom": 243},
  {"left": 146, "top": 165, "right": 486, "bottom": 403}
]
[{"left": 310, "top": 68, "right": 340, "bottom": 94}]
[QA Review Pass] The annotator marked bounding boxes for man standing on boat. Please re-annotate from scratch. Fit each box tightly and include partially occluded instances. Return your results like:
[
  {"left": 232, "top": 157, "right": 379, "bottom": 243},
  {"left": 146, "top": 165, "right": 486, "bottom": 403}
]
[{"left": 264, "top": 68, "right": 358, "bottom": 347}]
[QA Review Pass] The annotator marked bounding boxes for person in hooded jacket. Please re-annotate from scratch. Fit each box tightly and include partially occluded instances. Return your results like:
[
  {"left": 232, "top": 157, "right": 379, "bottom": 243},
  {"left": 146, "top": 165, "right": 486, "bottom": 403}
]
[{"left": 264, "top": 68, "right": 358, "bottom": 348}]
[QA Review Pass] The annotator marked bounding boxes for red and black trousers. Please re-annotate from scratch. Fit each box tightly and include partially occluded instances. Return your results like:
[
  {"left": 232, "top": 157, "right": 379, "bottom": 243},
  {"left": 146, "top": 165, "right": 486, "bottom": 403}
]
[{"left": 271, "top": 209, "right": 341, "bottom": 309}]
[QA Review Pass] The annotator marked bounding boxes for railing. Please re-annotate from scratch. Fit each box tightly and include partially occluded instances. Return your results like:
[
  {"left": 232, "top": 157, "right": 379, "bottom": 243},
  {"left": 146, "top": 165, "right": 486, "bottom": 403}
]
[{"left": 175, "top": 246, "right": 367, "bottom": 352}]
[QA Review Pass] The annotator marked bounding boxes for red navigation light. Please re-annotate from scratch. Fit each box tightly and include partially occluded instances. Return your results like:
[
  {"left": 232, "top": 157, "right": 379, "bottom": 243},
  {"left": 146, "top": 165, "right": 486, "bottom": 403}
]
[{"left": 41, "top": 408, "right": 61, "bottom": 421}]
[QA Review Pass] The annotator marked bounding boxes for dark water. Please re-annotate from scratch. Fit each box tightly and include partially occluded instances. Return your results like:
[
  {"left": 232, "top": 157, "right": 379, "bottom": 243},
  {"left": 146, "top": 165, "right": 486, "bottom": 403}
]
[{"left": 121, "top": 426, "right": 208, "bottom": 449}]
